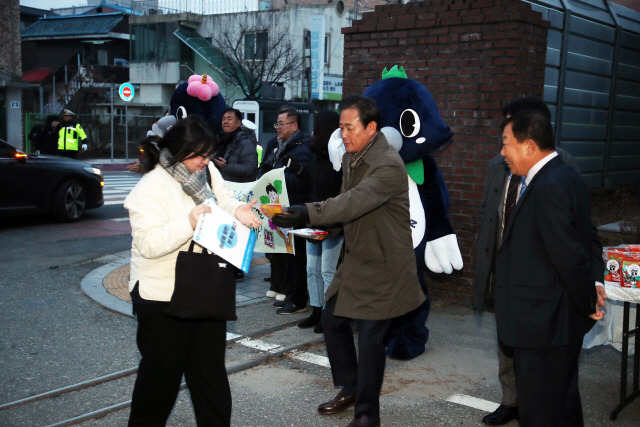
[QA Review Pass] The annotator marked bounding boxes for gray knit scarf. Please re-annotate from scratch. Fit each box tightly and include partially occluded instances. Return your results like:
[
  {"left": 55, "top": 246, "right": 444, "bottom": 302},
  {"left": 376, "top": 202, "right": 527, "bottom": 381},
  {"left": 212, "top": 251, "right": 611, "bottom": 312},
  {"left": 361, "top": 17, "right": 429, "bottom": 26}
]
[{"left": 159, "top": 148, "right": 216, "bottom": 205}]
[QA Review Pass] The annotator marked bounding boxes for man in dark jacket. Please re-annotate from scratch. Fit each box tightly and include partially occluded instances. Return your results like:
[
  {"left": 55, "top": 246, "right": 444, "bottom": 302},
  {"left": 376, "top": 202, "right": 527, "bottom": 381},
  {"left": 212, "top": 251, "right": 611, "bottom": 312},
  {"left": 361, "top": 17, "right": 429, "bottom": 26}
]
[
  {"left": 257, "top": 105, "right": 313, "bottom": 314},
  {"left": 29, "top": 115, "right": 59, "bottom": 155},
  {"left": 213, "top": 108, "right": 258, "bottom": 183}
]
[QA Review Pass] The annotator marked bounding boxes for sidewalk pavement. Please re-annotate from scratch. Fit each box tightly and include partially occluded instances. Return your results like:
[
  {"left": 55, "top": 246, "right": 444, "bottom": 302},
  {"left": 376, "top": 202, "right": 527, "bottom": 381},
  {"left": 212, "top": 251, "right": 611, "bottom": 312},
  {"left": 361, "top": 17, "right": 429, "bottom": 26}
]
[{"left": 82, "top": 252, "right": 273, "bottom": 317}]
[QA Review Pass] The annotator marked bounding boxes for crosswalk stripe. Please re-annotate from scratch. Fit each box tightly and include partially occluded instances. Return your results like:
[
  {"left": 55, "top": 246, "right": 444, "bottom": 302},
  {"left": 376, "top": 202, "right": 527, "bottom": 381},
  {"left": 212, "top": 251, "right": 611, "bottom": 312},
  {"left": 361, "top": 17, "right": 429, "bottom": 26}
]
[
  {"left": 446, "top": 394, "right": 498, "bottom": 412},
  {"left": 288, "top": 350, "right": 331, "bottom": 368},
  {"left": 100, "top": 174, "right": 140, "bottom": 208}
]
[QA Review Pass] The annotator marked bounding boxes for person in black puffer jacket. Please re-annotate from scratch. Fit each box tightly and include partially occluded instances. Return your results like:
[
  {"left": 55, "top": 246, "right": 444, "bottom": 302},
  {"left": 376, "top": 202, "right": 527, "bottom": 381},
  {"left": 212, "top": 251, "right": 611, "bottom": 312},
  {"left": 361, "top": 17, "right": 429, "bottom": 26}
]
[{"left": 212, "top": 108, "right": 258, "bottom": 183}]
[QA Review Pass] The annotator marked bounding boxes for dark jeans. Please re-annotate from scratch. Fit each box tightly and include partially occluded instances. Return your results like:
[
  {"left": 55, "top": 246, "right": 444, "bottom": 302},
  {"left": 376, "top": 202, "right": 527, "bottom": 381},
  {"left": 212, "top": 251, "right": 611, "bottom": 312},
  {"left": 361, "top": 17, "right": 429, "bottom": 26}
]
[
  {"left": 128, "top": 303, "right": 231, "bottom": 427},
  {"left": 281, "top": 235, "right": 308, "bottom": 307},
  {"left": 322, "top": 294, "right": 392, "bottom": 419},
  {"left": 269, "top": 253, "right": 286, "bottom": 294}
]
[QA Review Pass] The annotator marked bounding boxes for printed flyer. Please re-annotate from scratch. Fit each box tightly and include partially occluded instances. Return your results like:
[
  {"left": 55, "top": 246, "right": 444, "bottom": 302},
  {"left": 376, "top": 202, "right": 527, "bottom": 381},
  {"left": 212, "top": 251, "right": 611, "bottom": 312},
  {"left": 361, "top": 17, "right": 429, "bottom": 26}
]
[
  {"left": 224, "top": 167, "right": 295, "bottom": 254},
  {"left": 193, "top": 200, "right": 257, "bottom": 273}
]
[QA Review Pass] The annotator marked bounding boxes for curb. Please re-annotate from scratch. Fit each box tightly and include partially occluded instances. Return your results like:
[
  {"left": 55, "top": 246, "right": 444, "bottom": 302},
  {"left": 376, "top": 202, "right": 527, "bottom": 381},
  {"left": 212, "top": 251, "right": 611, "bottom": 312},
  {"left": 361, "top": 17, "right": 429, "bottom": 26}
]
[{"left": 81, "top": 251, "right": 133, "bottom": 317}]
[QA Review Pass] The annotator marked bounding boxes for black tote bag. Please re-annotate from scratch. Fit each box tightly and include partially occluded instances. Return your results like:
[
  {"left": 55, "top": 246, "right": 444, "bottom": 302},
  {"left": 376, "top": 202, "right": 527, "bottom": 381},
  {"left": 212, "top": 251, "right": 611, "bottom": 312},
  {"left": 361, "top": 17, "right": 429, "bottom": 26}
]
[{"left": 165, "top": 241, "right": 237, "bottom": 321}]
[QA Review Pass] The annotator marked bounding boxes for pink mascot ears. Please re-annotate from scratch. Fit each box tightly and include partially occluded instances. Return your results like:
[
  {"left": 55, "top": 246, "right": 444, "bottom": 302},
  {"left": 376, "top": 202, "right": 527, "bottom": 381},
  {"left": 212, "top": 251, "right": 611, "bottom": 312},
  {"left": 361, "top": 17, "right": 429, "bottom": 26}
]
[{"left": 186, "top": 74, "right": 220, "bottom": 101}]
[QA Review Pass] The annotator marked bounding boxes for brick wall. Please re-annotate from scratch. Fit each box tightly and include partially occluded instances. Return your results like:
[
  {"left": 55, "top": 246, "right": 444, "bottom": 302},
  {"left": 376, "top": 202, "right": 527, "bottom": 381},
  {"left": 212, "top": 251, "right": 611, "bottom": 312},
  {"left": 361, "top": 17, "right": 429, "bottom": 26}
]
[
  {"left": 342, "top": 0, "right": 549, "bottom": 303},
  {"left": 0, "top": 0, "right": 22, "bottom": 77}
]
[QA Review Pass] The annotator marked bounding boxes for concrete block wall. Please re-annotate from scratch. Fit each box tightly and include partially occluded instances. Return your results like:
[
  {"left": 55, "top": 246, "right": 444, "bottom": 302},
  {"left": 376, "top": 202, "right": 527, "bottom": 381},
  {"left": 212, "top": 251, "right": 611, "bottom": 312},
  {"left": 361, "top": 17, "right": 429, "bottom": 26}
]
[{"left": 341, "top": 0, "right": 550, "bottom": 303}]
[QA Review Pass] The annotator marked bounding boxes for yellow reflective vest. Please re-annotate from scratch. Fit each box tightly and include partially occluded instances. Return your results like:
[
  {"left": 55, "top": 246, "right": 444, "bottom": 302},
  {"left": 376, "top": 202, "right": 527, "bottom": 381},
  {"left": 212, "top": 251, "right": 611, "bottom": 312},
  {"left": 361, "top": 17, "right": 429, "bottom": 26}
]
[{"left": 58, "top": 123, "right": 87, "bottom": 151}]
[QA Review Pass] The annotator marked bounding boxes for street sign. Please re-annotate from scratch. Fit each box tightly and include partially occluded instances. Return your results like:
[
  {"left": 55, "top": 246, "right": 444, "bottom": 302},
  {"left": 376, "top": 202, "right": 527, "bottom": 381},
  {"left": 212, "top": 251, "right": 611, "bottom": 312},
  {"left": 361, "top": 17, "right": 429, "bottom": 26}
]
[{"left": 119, "top": 83, "right": 135, "bottom": 102}]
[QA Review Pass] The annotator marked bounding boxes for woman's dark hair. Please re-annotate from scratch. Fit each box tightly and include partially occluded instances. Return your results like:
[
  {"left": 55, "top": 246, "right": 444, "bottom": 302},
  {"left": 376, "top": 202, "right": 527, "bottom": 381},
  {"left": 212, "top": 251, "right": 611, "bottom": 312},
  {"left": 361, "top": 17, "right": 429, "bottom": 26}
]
[
  {"left": 138, "top": 136, "right": 160, "bottom": 173},
  {"left": 310, "top": 110, "right": 340, "bottom": 157},
  {"left": 149, "top": 115, "right": 216, "bottom": 168}
]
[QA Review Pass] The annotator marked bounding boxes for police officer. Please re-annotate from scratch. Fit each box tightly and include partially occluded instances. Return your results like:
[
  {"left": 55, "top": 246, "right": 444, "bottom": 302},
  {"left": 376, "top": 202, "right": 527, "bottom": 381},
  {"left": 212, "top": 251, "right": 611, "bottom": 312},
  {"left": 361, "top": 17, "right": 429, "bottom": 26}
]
[{"left": 58, "top": 109, "right": 88, "bottom": 159}]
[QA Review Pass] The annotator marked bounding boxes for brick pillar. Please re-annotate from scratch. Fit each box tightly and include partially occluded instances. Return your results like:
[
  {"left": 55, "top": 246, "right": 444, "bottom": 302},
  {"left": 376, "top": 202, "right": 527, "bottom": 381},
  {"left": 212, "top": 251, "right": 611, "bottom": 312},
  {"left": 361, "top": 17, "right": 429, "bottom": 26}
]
[
  {"left": 0, "top": 0, "right": 22, "bottom": 77},
  {"left": 342, "top": 0, "right": 550, "bottom": 303}
]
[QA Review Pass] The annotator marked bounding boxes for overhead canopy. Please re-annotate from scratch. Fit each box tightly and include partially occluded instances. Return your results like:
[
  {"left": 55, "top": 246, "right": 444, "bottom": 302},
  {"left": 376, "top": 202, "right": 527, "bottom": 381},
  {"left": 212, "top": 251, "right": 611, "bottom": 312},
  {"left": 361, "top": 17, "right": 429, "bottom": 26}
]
[{"left": 174, "top": 27, "right": 250, "bottom": 93}]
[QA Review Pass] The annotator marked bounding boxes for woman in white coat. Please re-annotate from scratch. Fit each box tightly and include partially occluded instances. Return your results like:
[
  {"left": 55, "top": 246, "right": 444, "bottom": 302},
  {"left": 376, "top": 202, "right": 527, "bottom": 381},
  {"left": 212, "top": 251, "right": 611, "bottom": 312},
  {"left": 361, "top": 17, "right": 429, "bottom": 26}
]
[{"left": 125, "top": 116, "right": 260, "bottom": 426}]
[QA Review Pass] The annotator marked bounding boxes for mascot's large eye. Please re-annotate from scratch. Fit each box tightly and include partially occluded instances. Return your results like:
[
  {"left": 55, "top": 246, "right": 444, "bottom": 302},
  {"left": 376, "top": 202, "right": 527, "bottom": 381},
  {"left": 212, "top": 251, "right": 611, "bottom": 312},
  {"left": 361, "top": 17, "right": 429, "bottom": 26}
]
[
  {"left": 176, "top": 106, "right": 188, "bottom": 121},
  {"left": 400, "top": 109, "right": 421, "bottom": 138}
]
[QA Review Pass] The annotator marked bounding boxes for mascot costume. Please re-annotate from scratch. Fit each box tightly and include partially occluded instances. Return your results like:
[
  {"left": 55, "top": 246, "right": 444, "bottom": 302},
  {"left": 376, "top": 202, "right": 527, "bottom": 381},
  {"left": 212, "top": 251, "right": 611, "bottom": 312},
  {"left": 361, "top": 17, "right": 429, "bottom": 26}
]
[
  {"left": 156, "top": 74, "right": 227, "bottom": 136},
  {"left": 330, "top": 66, "right": 463, "bottom": 360}
]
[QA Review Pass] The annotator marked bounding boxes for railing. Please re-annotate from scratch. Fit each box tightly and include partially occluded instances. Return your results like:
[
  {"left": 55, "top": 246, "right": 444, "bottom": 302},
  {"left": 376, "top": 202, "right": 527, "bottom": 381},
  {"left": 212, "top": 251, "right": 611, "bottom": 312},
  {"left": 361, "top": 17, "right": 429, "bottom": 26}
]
[{"left": 130, "top": 0, "right": 260, "bottom": 15}]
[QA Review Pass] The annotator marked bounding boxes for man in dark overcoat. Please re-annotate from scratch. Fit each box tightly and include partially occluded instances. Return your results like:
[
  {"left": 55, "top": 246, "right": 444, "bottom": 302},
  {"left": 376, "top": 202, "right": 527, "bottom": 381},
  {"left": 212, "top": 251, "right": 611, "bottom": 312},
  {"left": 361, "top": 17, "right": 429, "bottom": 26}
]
[{"left": 272, "top": 95, "right": 424, "bottom": 427}]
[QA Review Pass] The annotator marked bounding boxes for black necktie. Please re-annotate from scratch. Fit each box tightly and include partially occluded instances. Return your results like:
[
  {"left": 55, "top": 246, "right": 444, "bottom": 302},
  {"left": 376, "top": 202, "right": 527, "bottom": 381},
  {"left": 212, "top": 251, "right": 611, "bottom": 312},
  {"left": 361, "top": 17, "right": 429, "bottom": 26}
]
[{"left": 503, "top": 175, "right": 521, "bottom": 233}]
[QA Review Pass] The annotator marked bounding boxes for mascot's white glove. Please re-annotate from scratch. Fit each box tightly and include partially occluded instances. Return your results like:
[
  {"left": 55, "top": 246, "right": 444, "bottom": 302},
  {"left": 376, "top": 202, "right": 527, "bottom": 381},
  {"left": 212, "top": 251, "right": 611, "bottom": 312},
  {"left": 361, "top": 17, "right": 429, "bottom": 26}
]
[
  {"left": 328, "top": 128, "right": 345, "bottom": 171},
  {"left": 425, "top": 234, "right": 463, "bottom": 274},
  {"left": 81, "top": 144, "right": 88, "bottom": 150}
]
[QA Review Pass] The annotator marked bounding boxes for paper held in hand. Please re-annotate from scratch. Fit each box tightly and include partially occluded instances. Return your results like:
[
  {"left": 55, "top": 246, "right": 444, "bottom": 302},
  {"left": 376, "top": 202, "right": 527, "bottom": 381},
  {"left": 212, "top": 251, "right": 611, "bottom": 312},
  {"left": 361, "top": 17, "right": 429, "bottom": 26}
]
[
  {"left": 193, "top": 199, "right": 257, "bottom": 274},
  {"left": 287, "top": 228, "right": 329, "bottom": 241},
  {"left": 258, "top": 203, "right": 285, "bottom": 219}
]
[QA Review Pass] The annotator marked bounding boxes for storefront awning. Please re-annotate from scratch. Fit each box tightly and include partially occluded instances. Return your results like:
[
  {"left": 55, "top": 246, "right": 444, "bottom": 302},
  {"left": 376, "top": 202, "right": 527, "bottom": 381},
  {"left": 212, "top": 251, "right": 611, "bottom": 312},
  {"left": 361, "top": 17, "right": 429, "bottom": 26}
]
[{"left": 22, "top": 68, "right": 53, "bottom": 84}]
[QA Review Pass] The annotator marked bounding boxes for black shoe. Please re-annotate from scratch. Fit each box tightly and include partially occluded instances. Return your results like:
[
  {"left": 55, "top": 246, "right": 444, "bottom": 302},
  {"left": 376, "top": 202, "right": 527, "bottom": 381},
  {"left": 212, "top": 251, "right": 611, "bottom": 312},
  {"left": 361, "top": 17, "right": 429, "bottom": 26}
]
[
  {"left": 273, "top": 300, "right": 286, "bottom": 307},
  {"left": 347, "top": 414, "right": 380, "bottom": 427},
  {"left": 276, "top": 303, "right": 307, "bottom": 315},
  {"left": 314, "top": 322, "right": 323, "bottom": 334},
  {"left": 482, "top": 404, "right": 518, "bottom": 425},
  {"left": 298, "top": 306, "right": 322, "bottom": 328},
  {"left": 318, "top": 389, "right": 355, "bottom": 415}
]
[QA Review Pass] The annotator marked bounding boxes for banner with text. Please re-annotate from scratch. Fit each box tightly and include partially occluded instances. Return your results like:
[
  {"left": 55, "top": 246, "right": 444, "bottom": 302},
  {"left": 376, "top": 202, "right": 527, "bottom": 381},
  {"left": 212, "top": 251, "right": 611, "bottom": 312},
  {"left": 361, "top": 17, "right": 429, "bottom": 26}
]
[{"left": 310, "top": 15, "right": 326, "bottom": 101}]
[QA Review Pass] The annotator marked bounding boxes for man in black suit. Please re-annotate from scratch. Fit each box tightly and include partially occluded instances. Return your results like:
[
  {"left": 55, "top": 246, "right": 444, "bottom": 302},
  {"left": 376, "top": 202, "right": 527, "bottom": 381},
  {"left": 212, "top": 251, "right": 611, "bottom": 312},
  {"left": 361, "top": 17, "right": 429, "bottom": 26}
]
[
  {"left": 475, "top": 97, "right": 607, "bottom": 425},
  {"left": 495, "top": 110, "right": 604, "bottom": 426}
]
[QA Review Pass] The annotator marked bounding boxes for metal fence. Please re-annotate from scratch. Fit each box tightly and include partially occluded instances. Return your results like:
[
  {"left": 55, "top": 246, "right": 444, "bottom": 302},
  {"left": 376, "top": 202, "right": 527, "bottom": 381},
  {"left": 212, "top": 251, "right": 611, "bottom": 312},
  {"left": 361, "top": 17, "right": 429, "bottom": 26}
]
[
  {"left": 24, "top": 112, "right": 159, "bottom": 161},
  {"left": 527, "top": 0, "right": 640, "bottom": 188}
]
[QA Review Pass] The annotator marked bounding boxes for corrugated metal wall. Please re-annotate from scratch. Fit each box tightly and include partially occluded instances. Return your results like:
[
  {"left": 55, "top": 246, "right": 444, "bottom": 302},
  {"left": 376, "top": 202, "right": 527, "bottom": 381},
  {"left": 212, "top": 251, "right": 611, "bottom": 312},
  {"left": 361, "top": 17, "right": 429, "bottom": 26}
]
[{"left": 526, "top": 0, "right": 640, "bottom": 188}]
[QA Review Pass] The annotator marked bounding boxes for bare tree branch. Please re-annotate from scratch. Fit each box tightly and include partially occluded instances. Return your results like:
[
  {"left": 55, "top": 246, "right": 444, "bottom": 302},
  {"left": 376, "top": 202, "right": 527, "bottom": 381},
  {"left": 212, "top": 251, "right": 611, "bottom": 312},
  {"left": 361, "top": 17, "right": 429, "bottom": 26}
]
[{"left": 212, "top": 16, "right": 302, "bottom": 100}]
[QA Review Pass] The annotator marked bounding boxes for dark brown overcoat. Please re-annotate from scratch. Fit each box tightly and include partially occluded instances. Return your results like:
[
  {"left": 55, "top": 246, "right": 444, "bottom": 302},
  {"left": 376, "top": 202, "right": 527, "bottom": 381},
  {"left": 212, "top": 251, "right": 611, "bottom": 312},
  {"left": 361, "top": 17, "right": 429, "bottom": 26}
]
[{"left": 306, "top": 132, "right": 425, "bottom": 320}]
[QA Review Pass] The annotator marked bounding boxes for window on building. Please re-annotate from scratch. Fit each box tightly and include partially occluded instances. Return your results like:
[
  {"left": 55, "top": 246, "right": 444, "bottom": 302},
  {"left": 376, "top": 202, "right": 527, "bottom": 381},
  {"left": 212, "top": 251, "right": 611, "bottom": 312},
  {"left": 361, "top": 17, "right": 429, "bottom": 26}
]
[
  {"left": 244, "top": 31, "right": 268, "bottom": 61},
  {"left": 131, "top": 22, "right": 180, "bottom": 62}
]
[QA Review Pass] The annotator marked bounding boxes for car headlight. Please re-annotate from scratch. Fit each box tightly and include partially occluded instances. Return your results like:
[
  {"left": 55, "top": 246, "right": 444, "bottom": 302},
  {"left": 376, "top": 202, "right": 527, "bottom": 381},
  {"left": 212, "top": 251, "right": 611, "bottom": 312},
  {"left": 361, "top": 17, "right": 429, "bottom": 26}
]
[{"left": 83, "top": 167, "right": 102, "bottom": 176}]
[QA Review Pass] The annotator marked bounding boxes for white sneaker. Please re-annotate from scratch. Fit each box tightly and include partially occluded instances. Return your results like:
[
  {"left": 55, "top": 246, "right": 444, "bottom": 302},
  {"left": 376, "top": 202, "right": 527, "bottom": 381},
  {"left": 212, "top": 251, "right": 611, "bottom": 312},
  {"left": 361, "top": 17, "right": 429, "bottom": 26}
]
[
  {"left": 266, "top": 290, "right": 277, "bottom": 298},
  {"left": 275, "top": 293, "right": 286, "bottom": 301}
]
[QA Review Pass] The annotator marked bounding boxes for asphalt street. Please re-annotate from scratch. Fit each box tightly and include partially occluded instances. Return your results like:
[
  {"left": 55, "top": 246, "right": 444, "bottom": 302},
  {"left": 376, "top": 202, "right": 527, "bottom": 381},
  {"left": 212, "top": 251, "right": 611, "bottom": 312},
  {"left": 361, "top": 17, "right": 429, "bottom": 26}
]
[{"left": 0, "top": 171, "right": 638, "bottom": 426}]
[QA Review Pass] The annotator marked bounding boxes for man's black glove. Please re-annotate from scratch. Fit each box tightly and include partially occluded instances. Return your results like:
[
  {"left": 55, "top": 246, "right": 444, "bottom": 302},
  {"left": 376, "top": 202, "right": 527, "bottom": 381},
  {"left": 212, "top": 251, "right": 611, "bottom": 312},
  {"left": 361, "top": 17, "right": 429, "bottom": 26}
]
[{"left": 272, "top": 205, "right": 309, "bottom": 228}]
